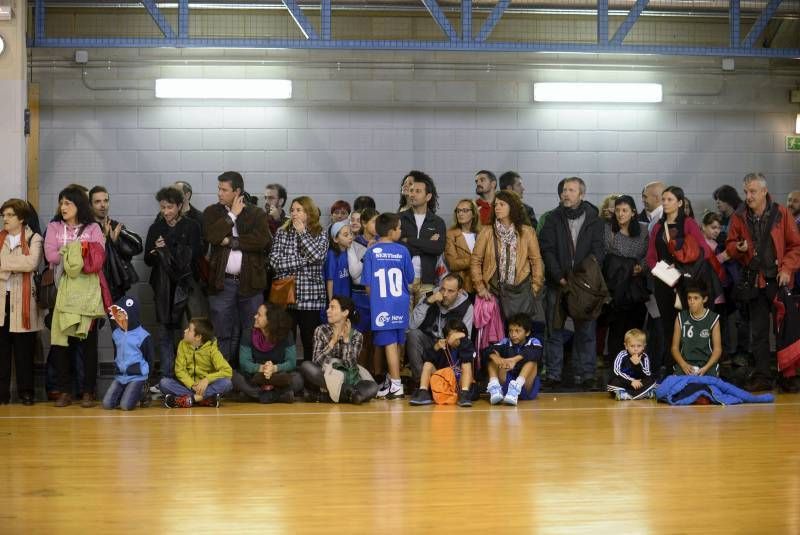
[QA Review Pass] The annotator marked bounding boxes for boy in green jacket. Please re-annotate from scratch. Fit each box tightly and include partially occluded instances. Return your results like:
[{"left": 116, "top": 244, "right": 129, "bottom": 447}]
[{"left": 159, "top": 317, "right": 233, "bottom": 408}]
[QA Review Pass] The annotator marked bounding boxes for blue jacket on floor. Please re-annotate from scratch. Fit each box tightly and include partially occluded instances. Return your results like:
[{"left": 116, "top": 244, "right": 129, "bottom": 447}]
[{"left": 656, "top": 375, "right": 775, "bottom": 405}]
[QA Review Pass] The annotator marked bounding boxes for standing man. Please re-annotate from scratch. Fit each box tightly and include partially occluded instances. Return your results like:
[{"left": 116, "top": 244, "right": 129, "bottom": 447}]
[
  {"left": 174, "top": 181, "right": 204, "bottom": 231},
  {"left": 264, "top": 183, "right": 289, "bottom": 236},
  {"left": 638, "top": 181, "right": 665, "bottom": 229},
  {"left": 89, "top": 186, "right": 143, "bottom": 302},
  {"left": 203, "top": 171, "right": 272, "bottom": 366},
  {"left": 726, "top": 173, "right": 800, "bottom": 392},
  {"left": 400, "top": 171, "right": 446, "bottom": 310},
  {"left": 539, "top": 177, "right": 606, "bottom": 391},
  {"left": 788, "top": 190, "right": 800, "bottom": 228},
  {"left": 474, "top": 170, "right": 497, "bottom": 226},
  {"left": 498, "top": 170, "right": 538, "bottom": 228}
]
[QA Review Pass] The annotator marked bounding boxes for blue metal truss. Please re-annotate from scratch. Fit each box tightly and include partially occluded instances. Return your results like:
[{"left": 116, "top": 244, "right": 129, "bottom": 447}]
[{"left": 29, "top": 0, "right": 800, "bottom": 59}]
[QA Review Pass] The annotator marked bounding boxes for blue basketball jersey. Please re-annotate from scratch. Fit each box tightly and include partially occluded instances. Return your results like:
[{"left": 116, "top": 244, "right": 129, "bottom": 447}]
[{"left": 362, "top": 241, "right": 415, "bottom": 331}]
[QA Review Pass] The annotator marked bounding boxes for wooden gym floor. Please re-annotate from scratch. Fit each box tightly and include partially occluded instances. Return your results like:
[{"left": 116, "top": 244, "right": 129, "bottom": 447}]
[{"left": 1, "top": 394, "right": 799, "bottom": 534}]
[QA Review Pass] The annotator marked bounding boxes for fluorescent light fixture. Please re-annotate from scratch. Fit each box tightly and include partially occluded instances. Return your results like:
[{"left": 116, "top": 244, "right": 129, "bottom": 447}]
[
  {"left": 533, "top": 82, "right": 662, "bottom": 103},
  {"left": 796, "top": 113, "right": 800, "bottom": 134},
  {"left": 155, "top": 78, "right": 292, "bottom": 99}
]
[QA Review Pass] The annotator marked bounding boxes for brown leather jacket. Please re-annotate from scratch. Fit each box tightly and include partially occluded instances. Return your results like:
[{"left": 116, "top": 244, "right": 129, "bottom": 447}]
[
  {"left": 445, "top": 228, "right": 475, "bottom": 293},
  {"left": 470, "top": 224, "right": 544, "bottom": 296},
  {"left": 203, "top": 203, "right": 271, "bottom": 297}
]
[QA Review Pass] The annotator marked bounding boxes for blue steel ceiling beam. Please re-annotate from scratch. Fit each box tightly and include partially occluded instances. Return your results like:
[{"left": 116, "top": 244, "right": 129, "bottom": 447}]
[
  {"left": 28, "top": 37, "right": 800, "bottom": 58},
  {"left": 420, "top": 0, "right": 458, "bottom": 41},
  {"left": 475, "top": 0, "right": 510, "bottom": 43},
  {"left": 597, "top": 0, "right": 609, "bottom": 44},
  {"left": 178, "top": 0, "right": 189, "bottom": 39},
  {"left": 141, "top": 0, "right": 176, "bottom": 39},
  {"left": 281, "top": 0, "right": 319, "bottom": 40},
  {"left": 321, "top": 0, "right": 332, "bottom": 40},
  {"left": 461, "top": 0, "right": 472, "bottom": 41},
  {"left": 742, "top": 0, "right": 782, "bottom": 48},
  {"left": 608, "top": 0, "right": 649, "bottom": 46},
  {"left": 729, "top": 0, "right": 740, "bottom": 47},
  {"left": 34, "top": 0, "right": 46, "bottom": 43}
]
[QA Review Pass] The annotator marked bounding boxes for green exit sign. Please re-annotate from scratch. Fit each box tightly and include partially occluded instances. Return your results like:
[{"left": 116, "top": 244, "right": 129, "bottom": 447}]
[{"left": 787, "top": 136, "right": 800, "bottom": 151}]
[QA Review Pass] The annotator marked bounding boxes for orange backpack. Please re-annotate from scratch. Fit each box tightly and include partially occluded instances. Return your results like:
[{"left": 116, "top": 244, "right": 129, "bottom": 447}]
[{"left": 430, "top": 347, "right": 460, "bottom": 405}]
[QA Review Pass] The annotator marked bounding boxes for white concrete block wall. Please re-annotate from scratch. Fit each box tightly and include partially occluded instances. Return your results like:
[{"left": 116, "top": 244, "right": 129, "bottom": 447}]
[{"left": 32, "top": 61, "right": 800, "bottom": 362}]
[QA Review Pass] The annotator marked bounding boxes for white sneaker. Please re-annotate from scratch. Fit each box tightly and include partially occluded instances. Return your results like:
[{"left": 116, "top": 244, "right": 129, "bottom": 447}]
[
  {"left": 487, "top": 382, "right": 504, "bottom": 405},
  {"left": 385, "top": 383, "right": 404, "bottom": 400},
  {"left": 377, "top": 376, "right": 391, "bottom": 398},
  {"left": 149, "top": 385, "right": 162, "bottom": 395}
]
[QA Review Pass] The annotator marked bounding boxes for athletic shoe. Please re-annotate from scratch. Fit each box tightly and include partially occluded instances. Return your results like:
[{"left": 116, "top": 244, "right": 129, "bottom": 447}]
[
  {"left": 164, "top": 394, "right": 192, "bottom": 408},
  {"left": 384, "top": 383, "right": 404, "bottom": 400},
  {"left": 487, "top": 382, "right": 504, "bottom": 405},
  {"left": 149, "top": 385, "right": 162, "bottom": 395},
  {"left": 457, "top": 390, "right": 472, "bottom": 407},
  {"left": 197, "top": 394, "right": 222, "bottom": 408},
  {"left": 503, "top": 381, "right": 521, "bottom": 406},
  {"left": 616, "top": 391, "right": 633, "bottom": 400},
  {"left": 409, "top": 388, "right": 434, "bottom": 406}
]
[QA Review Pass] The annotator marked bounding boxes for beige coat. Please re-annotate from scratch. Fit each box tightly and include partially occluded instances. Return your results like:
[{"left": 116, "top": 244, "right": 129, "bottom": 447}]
[
  {"left": 0, "top": 228, "right": 44, "bottom": 333},
  {"left": 445, "top": 228, "right": 476, "bottom": 293},
  {"left": 470, "top": 224, "right": 544, "bottom": 296}
]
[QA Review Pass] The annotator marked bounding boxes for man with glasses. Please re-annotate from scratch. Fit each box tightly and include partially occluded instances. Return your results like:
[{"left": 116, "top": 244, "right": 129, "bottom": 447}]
[{"left": 264, "top": 183, "right": 288, "bottom": 236}]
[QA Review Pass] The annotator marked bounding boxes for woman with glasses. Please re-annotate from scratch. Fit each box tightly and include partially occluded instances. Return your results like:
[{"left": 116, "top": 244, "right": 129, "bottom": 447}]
[{"left": 445, "top": 199, "right": 481, "bottom": 295}]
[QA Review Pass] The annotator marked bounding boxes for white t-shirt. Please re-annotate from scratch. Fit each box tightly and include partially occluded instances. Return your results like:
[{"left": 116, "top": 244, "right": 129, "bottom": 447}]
[
  {"left": 463, "top": 232, "right": 476, "bottom": 252},
  {"left": 411, "top": 213, "right": 425, "bottom": 279},
  {"left": 225, "top": 211, "right": 243, "bottom": 275}
]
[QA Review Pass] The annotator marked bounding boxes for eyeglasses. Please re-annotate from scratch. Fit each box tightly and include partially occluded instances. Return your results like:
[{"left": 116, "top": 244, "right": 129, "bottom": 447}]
[{"left": 455, "top": 208, "right": 472, "bottom": 214}]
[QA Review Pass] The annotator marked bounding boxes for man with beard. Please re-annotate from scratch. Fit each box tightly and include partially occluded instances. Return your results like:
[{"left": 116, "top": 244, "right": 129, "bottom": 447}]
[{"left": 474, "top": 170, "right": 497, "bottom": 226}]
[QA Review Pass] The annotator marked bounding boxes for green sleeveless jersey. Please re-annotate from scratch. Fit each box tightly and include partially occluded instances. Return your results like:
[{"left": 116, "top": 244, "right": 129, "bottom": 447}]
[{"left": 678, "top": 309, "right": 719, "bottom": 367}]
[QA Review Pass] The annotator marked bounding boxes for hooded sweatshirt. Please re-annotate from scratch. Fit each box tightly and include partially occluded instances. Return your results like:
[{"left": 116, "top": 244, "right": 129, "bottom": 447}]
[
  {"left": 175, "top": 338, "right": 233, "bottom": 389},
  {"left": 110, "top": 295, "right": 154, "bottom": 385},
  {"left": 409, "top": 288, "right": 474, "bottom": 338}
]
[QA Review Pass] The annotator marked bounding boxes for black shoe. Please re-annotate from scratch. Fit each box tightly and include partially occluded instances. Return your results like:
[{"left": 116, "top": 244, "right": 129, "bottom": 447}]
[
  {"left": 744, "top": 375, "right": 774, "bottom": 392},
  {"left": 278, "top": 389, "right": 295, "bottom": 404},
  {"left": 21, "top": 394, "right": 34, "bottom": 406},
  {"left": 581, "top": 378, "right": 599, "bottom": 392},
  {"left": 259, "top": 390, "right": 279, "bottom": 404},
  {"left": 777, "top": 376, "right": 800, "bottom": 394},
  {"left": 409, "top": 388, "right": 434, "bottom": 406},
  {"left": 457, "top": 390, "right": 472, "bottom": 407},
  {"left": 540, "top": 377, "right": 562, "bottom": 391}
]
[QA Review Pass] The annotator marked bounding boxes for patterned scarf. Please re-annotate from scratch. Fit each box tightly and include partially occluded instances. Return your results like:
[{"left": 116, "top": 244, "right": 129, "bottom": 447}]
[
  {"left": 494, "top": 221, "right": 518, "bottom": 284},
  {"left": 0, "top": 227, "right": 32, "bottom": 330}
]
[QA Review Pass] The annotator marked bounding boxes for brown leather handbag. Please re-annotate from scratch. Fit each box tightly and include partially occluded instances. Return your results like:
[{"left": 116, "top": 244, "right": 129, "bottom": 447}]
[{"left": 269, "top": 276, "right": 296, "bottom": 306}]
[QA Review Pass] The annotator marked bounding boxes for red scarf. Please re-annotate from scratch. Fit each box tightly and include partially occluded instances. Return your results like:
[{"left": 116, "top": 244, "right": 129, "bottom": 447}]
[{"left": 0, "top": 227, "right": 32, "bottom": 330}]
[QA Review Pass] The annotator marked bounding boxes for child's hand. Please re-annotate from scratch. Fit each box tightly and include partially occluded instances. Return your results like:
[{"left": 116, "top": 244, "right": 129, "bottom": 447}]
[
  {"left": 434, "top": 338, "right": 447, "bottom": 351},
  {"left": 446, "top": 331, "right": 465, "bottom": 347},
  {"left": 502, "top": 359, "right": 515, "bottom": 370},
  {"left": 679, "top": 362, "right": 696, "bottom": 376},
  {"left": 194, "top": 378, "right": 209, "bottom": 397},
  {"left": 631, "top": 379, "right": 643, "bottom": 390}
]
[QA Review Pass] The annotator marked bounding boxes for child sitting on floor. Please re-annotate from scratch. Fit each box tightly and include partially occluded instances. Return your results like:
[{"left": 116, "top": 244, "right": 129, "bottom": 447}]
[
  {"left": 607, "top": 328, "right": 657, "bottom": 400},
  {"left": 671, "top": 282, "right": 722, "bottom": 378},
  {"left": 409, "top": 319, "right": 475, "bottom": 407},
  {"left": 485, "top": 313, "right": 542, "bottom": 406},
  {"left": 159, "top": 317, "right": 233, "bottom": 408},
  {"left": 102, "top": 295, "right": 155, "bottom": 411}
]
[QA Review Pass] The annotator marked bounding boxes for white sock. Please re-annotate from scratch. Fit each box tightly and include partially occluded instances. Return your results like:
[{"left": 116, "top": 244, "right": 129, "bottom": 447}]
[
  {"left": 513, "top": 376, "right": 526, "bottom": 389},
  {"left": 390, "top": 378, "right": 402, "bottom": 389},
  {"left": 488, "top": 378, "right": 500, "bottom": 388}
]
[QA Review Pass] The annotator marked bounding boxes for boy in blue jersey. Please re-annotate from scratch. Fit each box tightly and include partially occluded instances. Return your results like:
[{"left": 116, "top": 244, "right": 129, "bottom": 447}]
[
  {"left": 363, "top": 213, "right": 415, "bottom": 399},
  {"left": 484, "top": 313, "right": 543, "bottom": 405}
]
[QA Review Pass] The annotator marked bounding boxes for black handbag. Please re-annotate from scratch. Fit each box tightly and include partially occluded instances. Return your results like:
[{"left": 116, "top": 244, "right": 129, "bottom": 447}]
[
  {"left": 491, "top": 235, "right": 535, "bottom": 319},
  {"left": 35, "top": 266, "right": 57, "bottom": 310}
]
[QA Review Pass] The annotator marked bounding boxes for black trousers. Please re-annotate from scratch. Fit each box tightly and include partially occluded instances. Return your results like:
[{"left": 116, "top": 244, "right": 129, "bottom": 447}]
[
  {"left": 50, "top": 326, "right": 99, "bottom": 395},
  {"left": 231, "top": 370, "right": 304, "bottom": 400},
  {"left": 290, "top": 309, "right": 322, "bottom": 362},
  {"left": 748, "top": 282, "right": 778, "bottom": 377},
  {"left": 606, "top": 304, "right": 647, "bottom": 362},
  {"left": 654, "top": 280, "right": 679, "bottom": 374},
  {"left": 0, "top": 298, "right": 37, "bottom": 402}
]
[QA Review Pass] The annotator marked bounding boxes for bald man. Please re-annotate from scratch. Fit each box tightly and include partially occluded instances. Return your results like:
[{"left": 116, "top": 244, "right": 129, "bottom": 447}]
[
  {"left": 788, "top": 190, "right": 800, "bottom": 226},
  {"left": 638, "top": 181, "right": 665, "bottom": 230}
]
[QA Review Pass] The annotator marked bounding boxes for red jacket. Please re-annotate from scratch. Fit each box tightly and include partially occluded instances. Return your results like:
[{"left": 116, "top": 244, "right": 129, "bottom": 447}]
[
  {"left": 725, "top": 200, "right": 800, "bottom": 289},
  {"left": 476, "top": 198, "right": 492, "bottom": 226}
]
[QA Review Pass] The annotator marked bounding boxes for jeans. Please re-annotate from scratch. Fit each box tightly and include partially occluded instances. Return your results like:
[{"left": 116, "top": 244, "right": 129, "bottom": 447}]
[
  {"left": 156, "top": 324, "right": 180, "bottom": 380},
  {"left": 209, "top": 278, "right": 264, "bottom": 366},
  {"left": 405, "top": 329, "right": 434, "bottom": 382},
  {"left": 158, "top": 377, "right": 233, "bottom": 399},
  {"left": 102, "top": 379, "right": 145, "bottom": 410},
  {"left": 544, "top": 286, "right": 597, "bottom": 381}
]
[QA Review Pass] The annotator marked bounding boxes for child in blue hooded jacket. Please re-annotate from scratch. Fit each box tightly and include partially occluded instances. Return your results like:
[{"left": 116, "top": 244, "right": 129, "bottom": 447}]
[{"left": 102, "top": 295, "right": 155, "bottom": 411}]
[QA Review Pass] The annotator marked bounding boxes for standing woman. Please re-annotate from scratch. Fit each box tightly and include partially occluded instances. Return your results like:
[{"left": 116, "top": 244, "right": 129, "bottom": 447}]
[
  {"left": 603, "top": 195, "right": 649, "bottom": 360},
  {"left": 646, "top": 186, "right": 715, "bottom": 377},
  {"left": 0, "top": 199, "right": 44, "bottom": 405},
  {"left": 471, "top": 190, "right": 544, "bottom": 320},
  {"left": 269, "top": 196, "right": 328, "bottom": 362},
  {"left": 445, "top": 199, "right": 480, "bottom": 295},
  {"left": 44, "top": 186, "right": 109, "bottom": 407}
]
